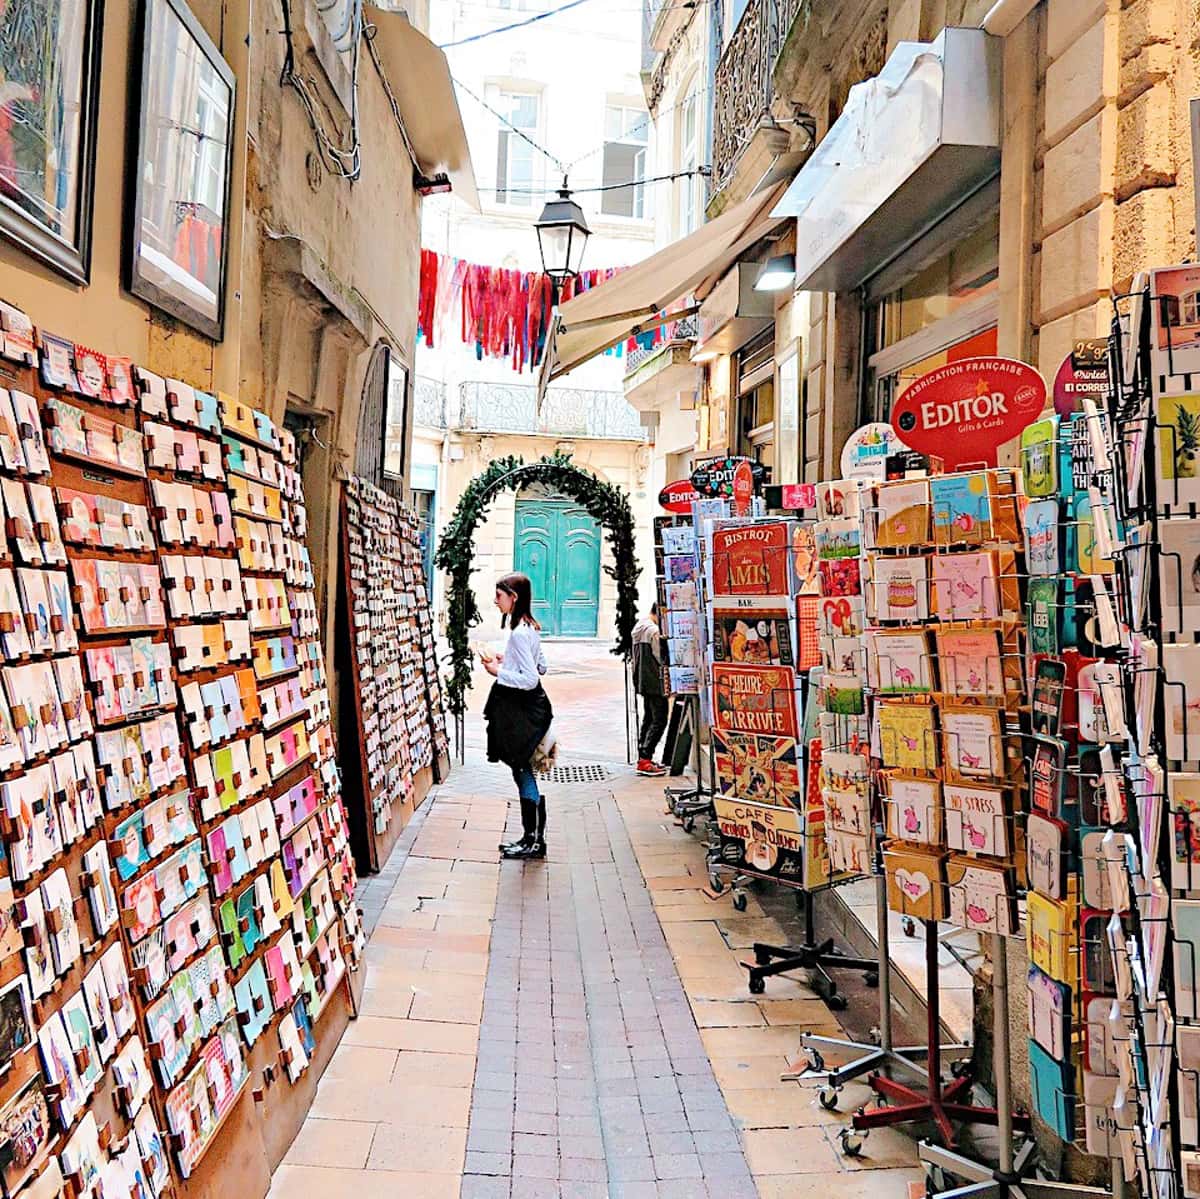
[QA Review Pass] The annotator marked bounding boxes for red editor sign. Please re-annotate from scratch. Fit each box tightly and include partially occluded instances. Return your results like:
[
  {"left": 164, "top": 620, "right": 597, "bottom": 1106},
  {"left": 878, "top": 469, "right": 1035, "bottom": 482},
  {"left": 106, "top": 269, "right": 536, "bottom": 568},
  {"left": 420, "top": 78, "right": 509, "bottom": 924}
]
[
  {"left": 891, "top": 356, "right": 1047, "bottom": 468},
  {"left": 658, "top": 479, "right": 701, "bottom": 513},
  {"left": 731, "top": 460, "right": 753, "bottom": 516}
]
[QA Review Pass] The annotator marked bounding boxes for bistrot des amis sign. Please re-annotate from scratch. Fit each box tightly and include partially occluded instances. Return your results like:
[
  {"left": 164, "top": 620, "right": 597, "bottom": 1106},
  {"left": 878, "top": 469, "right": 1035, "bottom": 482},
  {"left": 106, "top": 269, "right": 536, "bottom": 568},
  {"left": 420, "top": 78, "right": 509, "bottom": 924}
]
[{"left": 891, "top": 357, "right": 1048, "bottom": 469}]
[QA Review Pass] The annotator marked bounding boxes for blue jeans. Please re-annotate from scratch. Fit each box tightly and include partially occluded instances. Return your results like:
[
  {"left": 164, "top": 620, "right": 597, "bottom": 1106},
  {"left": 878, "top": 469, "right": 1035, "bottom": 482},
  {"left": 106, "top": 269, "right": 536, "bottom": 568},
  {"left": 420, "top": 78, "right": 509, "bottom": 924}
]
[{"left": 512, "top": 764, "right": 541, "bottom": 804}]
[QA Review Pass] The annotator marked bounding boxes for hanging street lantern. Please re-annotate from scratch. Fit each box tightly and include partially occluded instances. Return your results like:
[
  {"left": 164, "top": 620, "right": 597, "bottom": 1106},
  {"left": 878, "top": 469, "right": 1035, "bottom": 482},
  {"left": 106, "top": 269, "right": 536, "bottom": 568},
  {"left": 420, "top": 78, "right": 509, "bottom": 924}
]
[{"left": 535, "top": 178, "right": 591, "bottom": 281}]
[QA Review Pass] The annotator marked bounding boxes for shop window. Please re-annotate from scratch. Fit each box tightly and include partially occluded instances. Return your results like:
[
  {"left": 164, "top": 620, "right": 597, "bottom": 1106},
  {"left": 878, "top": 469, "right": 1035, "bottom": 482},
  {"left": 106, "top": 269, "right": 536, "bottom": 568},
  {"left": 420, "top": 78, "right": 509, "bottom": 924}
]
[
  {"left": 601, "top": 105, "right": 648, "bottom": 218},
  {"left": 412, "top": 488, "right": 436, "bottom": 598},
  {"left": 495, "top": 91, "right": 540, "bottom": 207},
  {"left": 873, "top": 213, "right": 1000, "bottom": 354},
  {"left": 676, "top": 88, "right": 700, "bottom": 236},
  {"left": 1183, "top": 292, "right": 1200, "bottom": 326}
]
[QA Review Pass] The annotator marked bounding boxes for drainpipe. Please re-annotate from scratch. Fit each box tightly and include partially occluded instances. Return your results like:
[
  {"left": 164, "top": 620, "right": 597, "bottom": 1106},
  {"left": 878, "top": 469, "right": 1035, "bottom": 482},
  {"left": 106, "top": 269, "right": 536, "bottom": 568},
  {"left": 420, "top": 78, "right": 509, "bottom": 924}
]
[{"left": 981, "top": 0, "right": 1039, "bottom": 36}]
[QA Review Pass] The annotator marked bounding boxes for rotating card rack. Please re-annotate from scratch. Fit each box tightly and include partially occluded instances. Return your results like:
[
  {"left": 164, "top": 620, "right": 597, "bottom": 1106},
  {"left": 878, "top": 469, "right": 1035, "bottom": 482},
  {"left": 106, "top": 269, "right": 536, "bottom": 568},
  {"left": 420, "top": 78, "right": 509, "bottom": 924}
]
[
  {"left": 0, "top": 300, "right": 366, "bottom": 1199},
  {"left": 689, "top": 510, "right": 878, "bottom": 1011},
  {"left": 653, "top": 510, "right": 713, "bottom": 820},
  {"left": 339, "top": 479, "right": 449, "bottom": 873}
]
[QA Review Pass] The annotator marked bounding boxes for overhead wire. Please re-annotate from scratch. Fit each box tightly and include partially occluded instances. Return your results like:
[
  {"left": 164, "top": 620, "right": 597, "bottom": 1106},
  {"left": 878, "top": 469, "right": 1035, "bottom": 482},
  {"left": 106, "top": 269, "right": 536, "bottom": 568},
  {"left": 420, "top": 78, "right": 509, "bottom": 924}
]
[{"left": 439, "top": 0, "right": 593, "bottom": 47}]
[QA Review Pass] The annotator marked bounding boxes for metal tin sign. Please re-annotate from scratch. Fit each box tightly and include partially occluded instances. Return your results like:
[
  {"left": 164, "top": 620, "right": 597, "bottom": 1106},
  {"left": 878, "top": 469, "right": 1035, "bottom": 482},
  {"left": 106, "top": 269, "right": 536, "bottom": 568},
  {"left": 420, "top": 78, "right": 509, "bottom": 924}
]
[
  {"left": 690, "top": 455, "right": 766, "bottom": 498},
  {"left": 840, "top": 423, "right": 906, "bottom": 481},
  {"left": 778, "top": 482, "right": 817, "bottom": 510},
  {"left": 658, "top": 479, "right": 701, "bottom": 513},
  {"left": 731, "top": 460, "right": 754, "bottom": 515},
  {"left": 891, "top": 357, "right": 1047, "bottom": 469},
  {"left": 1053, "top": 340, "right": 1109, "bottom": 418}
]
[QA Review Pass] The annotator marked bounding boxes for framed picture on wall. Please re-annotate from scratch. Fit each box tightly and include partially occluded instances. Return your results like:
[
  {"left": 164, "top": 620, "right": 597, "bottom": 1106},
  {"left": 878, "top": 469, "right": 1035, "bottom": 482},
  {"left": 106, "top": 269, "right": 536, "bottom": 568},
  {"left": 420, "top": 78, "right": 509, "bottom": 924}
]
[
  {"left": 0, "top": 0, "right": 105, "bottom": 282},
  {"left": 127, "top": 0, "right": 235, "bottom": 340}
]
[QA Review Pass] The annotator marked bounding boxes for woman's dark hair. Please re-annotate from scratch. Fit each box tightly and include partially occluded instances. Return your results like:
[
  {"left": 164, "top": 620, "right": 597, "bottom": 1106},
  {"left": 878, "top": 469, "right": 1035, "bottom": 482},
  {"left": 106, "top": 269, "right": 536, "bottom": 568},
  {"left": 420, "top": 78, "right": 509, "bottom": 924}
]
[{"left": 496, "top": 572, "right": 539, "bottom": 629}]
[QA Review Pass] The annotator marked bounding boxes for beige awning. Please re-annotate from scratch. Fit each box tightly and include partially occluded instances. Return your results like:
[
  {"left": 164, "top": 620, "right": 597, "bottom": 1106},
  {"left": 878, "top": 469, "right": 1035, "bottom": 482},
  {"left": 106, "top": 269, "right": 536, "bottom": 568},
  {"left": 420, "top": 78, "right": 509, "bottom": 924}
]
[
  {"left": 537, "top": 181, "right": 788, "bottom": 398},
  {"left": 365, "top": 8, "right": 479, "bottom": 211}
]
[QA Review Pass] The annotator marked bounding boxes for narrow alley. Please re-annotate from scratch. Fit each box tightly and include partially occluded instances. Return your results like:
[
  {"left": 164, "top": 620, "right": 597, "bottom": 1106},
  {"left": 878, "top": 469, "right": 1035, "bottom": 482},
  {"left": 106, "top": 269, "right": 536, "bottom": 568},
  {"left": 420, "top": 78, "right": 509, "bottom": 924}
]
[{"left": 272, "top": 646, "right": 926, "bottom": 1197}]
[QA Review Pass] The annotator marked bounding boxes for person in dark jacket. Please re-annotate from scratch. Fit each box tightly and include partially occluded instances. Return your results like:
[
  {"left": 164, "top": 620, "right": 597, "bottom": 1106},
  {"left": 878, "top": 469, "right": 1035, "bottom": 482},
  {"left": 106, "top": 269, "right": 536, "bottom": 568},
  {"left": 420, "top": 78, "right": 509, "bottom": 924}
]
[
  {"left": 632, "top": 602, "right": 668, "bottom": 777},
  {"left": 482, "top": 572, "right": 553, "bottom": 859}
]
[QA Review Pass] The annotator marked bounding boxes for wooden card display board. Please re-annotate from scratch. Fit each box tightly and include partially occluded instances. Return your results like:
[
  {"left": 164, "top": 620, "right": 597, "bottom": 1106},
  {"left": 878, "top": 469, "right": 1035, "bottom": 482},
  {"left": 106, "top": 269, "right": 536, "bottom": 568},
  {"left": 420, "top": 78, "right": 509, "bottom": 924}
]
[
  {"left": 339, "top": 478, "right": 450, "bottom": 872},
  {"left": 0, "top": 300, "right": 367, "bottom": 1199}
]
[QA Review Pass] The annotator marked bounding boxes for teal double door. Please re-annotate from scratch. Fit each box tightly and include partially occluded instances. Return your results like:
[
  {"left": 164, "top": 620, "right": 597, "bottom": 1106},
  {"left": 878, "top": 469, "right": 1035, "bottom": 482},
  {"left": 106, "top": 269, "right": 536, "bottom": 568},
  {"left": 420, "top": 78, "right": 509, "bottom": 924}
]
[{"left": 514, "top": 495, "right": 600, "bottom": 637}]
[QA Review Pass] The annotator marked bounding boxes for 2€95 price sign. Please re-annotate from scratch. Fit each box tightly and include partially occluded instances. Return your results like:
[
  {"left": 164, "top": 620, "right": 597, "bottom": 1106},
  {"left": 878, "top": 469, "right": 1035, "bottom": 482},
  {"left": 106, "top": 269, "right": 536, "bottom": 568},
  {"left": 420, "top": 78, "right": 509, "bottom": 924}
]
[{"left": 890, "top": 356, "right": 1048, "bottom": 469}]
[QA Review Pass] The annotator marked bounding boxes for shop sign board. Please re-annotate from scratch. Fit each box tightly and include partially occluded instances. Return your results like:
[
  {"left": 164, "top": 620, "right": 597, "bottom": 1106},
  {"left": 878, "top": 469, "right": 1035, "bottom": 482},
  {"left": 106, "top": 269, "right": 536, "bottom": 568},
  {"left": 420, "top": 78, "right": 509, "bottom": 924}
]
[
  {"left": 891, "top": 356, "right": 1047, "bottom": 468},
  {"left": 840, "top": 422, "right": 907, "bottom": 480},
  {"left": 731, "top": 460, "right": 754, "bottom": 515},
  {"left": 658, "top": 479, "right": 701, "bottom": 513},
  {"left": 690, "top": 455, "right": 766, "bottom": 499},
  {"left": 712, "top": 797, "right": 805, "bottom": 877},
  {"left": 1052, "top": 340, "right": 1109, "bottom": 418}
]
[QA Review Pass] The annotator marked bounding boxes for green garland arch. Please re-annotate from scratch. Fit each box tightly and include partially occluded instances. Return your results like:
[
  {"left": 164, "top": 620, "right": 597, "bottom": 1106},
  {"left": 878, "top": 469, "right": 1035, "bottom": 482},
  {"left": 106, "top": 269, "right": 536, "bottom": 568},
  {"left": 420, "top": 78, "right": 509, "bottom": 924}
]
[{"left": 434, "top": 451, "right": 641, "bottom": 719}]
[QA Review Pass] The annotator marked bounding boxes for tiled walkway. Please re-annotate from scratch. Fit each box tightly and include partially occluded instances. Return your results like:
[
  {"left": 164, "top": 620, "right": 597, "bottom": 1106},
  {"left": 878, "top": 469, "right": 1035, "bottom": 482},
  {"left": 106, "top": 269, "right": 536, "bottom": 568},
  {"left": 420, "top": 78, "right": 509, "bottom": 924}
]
[{"left": 270, "top": 749, "right": 927, "bottom": 1197}]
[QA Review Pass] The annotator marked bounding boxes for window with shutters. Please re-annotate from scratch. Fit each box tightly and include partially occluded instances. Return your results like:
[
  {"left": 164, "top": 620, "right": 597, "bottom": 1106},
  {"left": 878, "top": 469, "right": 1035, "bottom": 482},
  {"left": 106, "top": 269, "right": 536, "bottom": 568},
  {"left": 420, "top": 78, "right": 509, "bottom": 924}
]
[
  {"left": 601, "top": 104, "right": 648, "bottom": 219},
  {"left": 495, "top": 91, "right": 541, "bottom": 207}
]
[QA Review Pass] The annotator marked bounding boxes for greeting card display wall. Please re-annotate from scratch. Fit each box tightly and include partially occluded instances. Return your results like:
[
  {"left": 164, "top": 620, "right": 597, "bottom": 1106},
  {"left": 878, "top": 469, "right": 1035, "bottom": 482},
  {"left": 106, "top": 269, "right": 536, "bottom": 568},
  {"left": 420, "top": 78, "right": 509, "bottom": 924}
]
[
  {"left": 340, "top": 478, "right": 449, "bottom": 872},
  {"left": 0, "top": 297, "right": 366, "bottom": 1199}
]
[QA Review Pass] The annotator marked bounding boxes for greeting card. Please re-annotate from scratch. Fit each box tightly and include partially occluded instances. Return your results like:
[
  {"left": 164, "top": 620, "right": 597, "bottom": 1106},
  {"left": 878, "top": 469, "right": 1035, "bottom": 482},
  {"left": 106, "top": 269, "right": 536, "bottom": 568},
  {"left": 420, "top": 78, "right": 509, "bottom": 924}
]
[
  {"left": 0, "top": 1076, "right": 52, "bottom": 1194},
  {"left": 878, "top": 703, "right": 938, "bottom": 772},
  {"left": 935, "top": 628, "right": 1004, "bottom": 700},
  {"left": 870, "top": 479, "right": 930, "bottom": 549},
  {"left": 867, "top": 555, "right": 929, "bottom": 622},
  {"left": 1021, "top": 415, "right": 1059, "bottom": 497},
  {"left": 713, "top": 732, "right": 802, "bottom": 807},
  {"left": 1157, "top": 391, "right": 1200, "bottom": 512},
  {"left": 930, "top": 472, "right": 993, "bottom": 547},
  {"left": 885, "top": 775, "right": 941, "bottom": 846},
  {"left": 1026, "top": 578, "right": 1059, "bottom": 656},
  {"left": 941, "top": 705, "right": 1004, "bottom": 781},
  {"left": 1027, "top": 891, "right": 1074, "bottom": 984},
  {"left": 944, "top": 782, "right": 1009, "bottom": 858},
  {"left": 1027, "top": 811, "right": 1069, "bottom": 900},
  {"left": 866, "top": 630, "right": 932, "bottom": 695},
  {"left": 947, "top": 856, "right": 1017, "bottom": 935},
  {"left": 883, "top": 845, "right": 947, "bottom": 920},
  {"left": 1165, "top": 642, "right": 1200, "bottom": 761},
  {"left": 1028, "top": 963, "right": 1071, "bottom": 1061},
  {"left": 712, "top": 664, "right": 801, "bottom": 738}
]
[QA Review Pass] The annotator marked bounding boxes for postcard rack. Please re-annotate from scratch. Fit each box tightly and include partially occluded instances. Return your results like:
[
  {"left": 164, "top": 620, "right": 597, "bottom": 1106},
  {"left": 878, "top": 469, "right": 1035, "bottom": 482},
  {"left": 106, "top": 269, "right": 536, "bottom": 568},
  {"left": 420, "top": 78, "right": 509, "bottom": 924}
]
[
  {"left": 0, "top": 296, "right": 367, "bottom": 1199},
  {"left": 652, "top": 510, "right": 714, "bottom": 820},
  {"left": 338, "top": 478, "right": 450, "bottom": 872}
]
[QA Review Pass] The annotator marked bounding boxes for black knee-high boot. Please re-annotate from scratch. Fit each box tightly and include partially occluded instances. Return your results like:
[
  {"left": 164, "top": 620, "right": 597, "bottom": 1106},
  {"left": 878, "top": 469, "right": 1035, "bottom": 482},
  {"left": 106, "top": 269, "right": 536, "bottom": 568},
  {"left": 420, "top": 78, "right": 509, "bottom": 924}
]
[
  {"left": 505, "top": 799, "right": 547, "bottom": 860},
  {"left": 499, "top": 798, "right": 536, "bottom": 853}
]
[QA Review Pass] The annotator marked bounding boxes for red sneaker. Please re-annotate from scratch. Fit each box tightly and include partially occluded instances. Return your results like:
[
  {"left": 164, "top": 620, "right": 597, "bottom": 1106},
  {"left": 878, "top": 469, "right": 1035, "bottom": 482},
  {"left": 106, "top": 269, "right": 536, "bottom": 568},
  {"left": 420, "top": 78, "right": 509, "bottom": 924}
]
[{"left": 637, "top": 759, "right": 667, "bottom": 777}]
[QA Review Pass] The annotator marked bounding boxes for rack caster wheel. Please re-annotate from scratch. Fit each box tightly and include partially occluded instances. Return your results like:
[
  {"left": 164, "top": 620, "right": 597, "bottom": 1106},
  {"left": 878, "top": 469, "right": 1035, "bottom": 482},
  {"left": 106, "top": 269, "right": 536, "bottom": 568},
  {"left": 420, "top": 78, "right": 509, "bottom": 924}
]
[
  {"left": 682, "top": 816, "right": 695, "bottom": 833},
  {"left": 708, "top": 871, "right": 724, "bottom": 893},
  {"left": 818, "top": 1088, "right": 840, "bottom": 1111},
  {"left": 950, "top": 1058, "right": 973, "bottom": 1080},
  {"left": 839, "top": 1129, "right": 865, "bottom": 1158},
  {"left": 826, "top": 992, "right": 848, "bottom": 1012},
  {"left": 925, "top": 1164, "right": 949, "bottom": 1195},
  {"left": 748, "top": 975, "right": 765, "bottom": 995},
  {"left": 805, "top": 1050, "right": 825, "bottom": 1073},
  {"left": 864, "top": 971, "right": 878, "bottom": 987},
  {"left": 732, "top": 891, "right": 748, "bottom": 912},
  {"left": 868, "top": 1027, "right": 881, "bottom": 1046},
  {"left": 902, "top": 917, "right": 916, "bottom": 938}
]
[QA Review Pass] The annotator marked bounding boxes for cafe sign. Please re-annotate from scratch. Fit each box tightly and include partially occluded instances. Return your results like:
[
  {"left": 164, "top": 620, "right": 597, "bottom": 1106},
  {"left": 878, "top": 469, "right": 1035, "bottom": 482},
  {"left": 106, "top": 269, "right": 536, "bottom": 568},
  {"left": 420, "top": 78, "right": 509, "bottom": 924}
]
[{"left": 891, "top": 356, "right": 1047, "bottom": 468}]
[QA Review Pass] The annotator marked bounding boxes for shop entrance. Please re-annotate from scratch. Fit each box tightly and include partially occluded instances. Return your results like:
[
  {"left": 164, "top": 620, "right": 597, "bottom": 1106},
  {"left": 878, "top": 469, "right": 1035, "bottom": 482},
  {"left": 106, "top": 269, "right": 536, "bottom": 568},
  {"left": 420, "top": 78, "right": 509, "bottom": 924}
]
[{"left": 514, "top": 488, "right": 601, "bottom": 636}]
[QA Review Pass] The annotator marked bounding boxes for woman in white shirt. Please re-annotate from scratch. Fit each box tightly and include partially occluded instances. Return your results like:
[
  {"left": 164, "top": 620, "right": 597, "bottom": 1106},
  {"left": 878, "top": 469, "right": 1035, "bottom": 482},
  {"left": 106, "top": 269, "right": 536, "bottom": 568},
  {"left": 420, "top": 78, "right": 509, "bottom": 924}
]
[{"left": 482, "top": 572, "right": 553, "bottom": 859}]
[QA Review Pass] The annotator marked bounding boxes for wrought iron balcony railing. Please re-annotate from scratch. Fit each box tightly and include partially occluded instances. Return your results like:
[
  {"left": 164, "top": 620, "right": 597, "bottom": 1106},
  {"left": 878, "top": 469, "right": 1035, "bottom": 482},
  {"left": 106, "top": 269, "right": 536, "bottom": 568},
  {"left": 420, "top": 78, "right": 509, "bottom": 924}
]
[
  {"left": 457, "top": 381, "right": 647, "bottom": 441},
  {"left": 625, "top": 313, "right": 699, "bottom": 375},
  {"left": 713, "top": 0, "right": 807, "bottom": 188},
  {"left": 414, "top": 375, "right": 448, "bottom": 429}
]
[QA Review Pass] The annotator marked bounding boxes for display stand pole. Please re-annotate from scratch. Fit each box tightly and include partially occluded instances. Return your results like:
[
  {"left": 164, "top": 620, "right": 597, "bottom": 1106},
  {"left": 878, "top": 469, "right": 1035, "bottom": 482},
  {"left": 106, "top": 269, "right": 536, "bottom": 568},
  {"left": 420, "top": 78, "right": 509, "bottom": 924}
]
[
  {"left": 916, "top": 933, "right": 1110, "bottom": 1197},
  {"left": 791, "top": 873, "right": 954, "bottom": 1097},
  {"left": 846, "top": 922, "right": 1015, "bottom": 1152}
]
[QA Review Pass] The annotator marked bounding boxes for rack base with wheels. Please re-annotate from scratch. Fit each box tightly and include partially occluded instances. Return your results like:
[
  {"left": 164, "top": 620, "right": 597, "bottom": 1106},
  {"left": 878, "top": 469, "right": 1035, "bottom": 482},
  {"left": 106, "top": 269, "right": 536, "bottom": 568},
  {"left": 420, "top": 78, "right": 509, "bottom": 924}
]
[{"left": 847, "top": 922, "right": 1023, "bottom": 1153}]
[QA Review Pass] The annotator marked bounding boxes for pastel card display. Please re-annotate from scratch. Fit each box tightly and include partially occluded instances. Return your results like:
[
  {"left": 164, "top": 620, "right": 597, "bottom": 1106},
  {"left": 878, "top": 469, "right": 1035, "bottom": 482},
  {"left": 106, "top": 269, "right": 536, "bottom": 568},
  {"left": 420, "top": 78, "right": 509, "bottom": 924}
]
[
  {"left": 865, "top": 630, "right": 931, "bottom": 695},
  {"left": 867, "top": 555, "right": 929, "bottom": 622},
  {"left": 944, "top": 782, "right": 1009, "bottom": 858},
  {"left": 947, "top": 856, "right": 1016, "bottom": 935},
  {"left": 884, "top": 845, "right": 946, "bottom": 920},
  {"left": 931, "top": 550, "right": 1003, "bottom": 621},
  {"left": 870, "top": 479, "right": 929, "bottom": 548}
]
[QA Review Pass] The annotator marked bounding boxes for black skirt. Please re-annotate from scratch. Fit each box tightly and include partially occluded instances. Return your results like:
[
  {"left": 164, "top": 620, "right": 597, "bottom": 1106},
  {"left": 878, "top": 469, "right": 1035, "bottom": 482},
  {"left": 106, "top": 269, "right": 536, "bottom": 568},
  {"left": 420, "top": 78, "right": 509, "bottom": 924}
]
[{"left": 484, "top": 682, "right": 554, "bottom": 769}]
